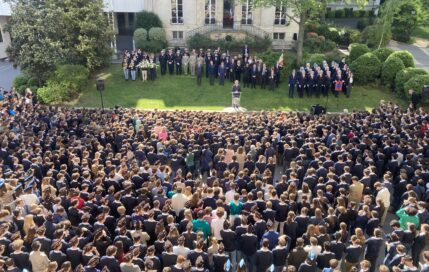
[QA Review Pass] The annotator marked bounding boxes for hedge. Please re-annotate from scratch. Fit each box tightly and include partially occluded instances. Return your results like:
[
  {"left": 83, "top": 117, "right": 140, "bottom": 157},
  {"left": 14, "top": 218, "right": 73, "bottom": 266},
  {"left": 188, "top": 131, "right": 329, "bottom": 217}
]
[
  {"left": 324, "top": 49, "right": 347, "bottom": 63},
  {"left": 381, "top": 56, "right": 405, "bottom": 89},
  {"left": 373, "top": 48, "right": 394, "bottom": 62},
  {"left": 395, "top": 68, "right": 428, "bottom": 93},
  {"left": 350, "top": 52, "right": 381, "bottom": 84},
  {"left": 348, "top": 44, "right": 370, "bottom": 62},
  {"left": 388, "top": 51, "right": 415, "bottom": 68},
  {"left": 303, "top": 36, "right": 336, "bottom": 53},
  {"left": 305, "top": 54, "right": 326, "bottom": 65},
  {"left": 148, "top": 27, "right": 167, "bottom": 42},
  {"left": 37, "top": 82, "right": 73, "bottom": 104},
  {"left": 134, "top": 28, "right": 148, "bottom": 50},
  {"left": 403, "top": 74, "right": 429, "bottom": 97},
  {"left": 187, "top": 33, "right": 271, "bottom": 52}
]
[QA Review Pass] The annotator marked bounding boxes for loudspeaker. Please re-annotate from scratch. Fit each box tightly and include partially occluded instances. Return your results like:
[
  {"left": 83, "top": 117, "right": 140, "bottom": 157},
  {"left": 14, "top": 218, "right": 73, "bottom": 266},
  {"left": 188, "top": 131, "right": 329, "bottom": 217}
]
[
  {"left": 96, "top": 79, "right": 105, "bottom": 92},
  {"left": 310, "top": 104, "right": 326, "bottom": 115}
]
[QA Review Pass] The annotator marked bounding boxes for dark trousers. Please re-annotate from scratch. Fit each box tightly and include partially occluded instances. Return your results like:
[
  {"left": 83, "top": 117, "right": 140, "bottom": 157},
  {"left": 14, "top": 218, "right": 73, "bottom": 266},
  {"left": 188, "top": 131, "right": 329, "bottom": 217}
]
[
  {"left": 297, "top": 85, "right": 304, "bottom": 98},
  {"left": 269, "top": 79, "right": 275, "bottom": 90},
  {"left": 176, "top": 65, "right": 182, "bottom": 75},
  {"left": 209, "top": 74, "right": 215, "bottom": 85},
  {"left": 160, "top": 64, "right": 166, "bottom": 75},
  {"left": 197, "top": 75, "right": 202, "bottom": 86},
  {"left": 251, "top": 77, "right": 257, "bottom": 88},
  {"left": 168, "top": 64, "right": 174, "bottom": 75},
  {"left": 261, "top": 78, "right": 267, "bottom": 89},
  {"left": 235, "top": 72, "right": 241, "bottom": 82},
  {"left": 244, "top": 79, "right": 250, "bottom": 88},
  {"left": 289, "top": 84, "right": 295, "bottom": 98},
  {"left": 219, "top": 75, "right": 225, "bottom": 85}
]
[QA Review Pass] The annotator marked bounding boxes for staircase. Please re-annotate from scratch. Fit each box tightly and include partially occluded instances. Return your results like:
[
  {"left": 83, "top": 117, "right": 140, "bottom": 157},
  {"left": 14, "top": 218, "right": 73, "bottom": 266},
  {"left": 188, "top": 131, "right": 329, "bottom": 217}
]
[{"left": 186, "top": 24, "right": 270, "bottom": 40}]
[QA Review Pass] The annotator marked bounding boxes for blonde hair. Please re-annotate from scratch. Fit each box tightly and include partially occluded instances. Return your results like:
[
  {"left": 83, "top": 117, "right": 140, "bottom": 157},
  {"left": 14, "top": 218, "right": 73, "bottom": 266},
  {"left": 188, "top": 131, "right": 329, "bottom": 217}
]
[{"left": 23, "top": 214, "right": 36, "bottom": 235}]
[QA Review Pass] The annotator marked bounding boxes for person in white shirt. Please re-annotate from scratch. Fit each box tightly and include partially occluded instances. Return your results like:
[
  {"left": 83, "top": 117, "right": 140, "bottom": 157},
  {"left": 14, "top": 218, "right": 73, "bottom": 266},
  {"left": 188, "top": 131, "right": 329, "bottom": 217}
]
[
  {"left": 304, "top": 237, "right": 322, "bottom": 257},
  {"left": 29, "top": 241, "right": 49, "bottom": 272},
  {"left": 225, "top": 183, "right": 236, "bottom": 204},
  {"left": 211, "top": 209, "right": 226, "bottom": 241},
  {"left": 171, "top": 187, "right": 188, "bottom": 215},
  {"left": 375, "top": 182, "right": 391, "bottom": 225},
  {"left": 173, "top": 236, "right": 190, "bottom": 258}
]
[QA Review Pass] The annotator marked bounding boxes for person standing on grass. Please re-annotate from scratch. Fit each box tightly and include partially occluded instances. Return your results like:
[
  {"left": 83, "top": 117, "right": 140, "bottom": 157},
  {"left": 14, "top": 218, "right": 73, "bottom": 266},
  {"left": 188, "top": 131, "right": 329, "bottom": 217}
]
[
  {"left": 232, "top": 80, "right": 241, "bottom": 109},
  {"left": 208, "top": 60, "right": 216, "bottom": 86},
  {"left": 288, "top": 69, "right": 297, "bottom": 98},
  {"left": 196, "top": 61, "right": 203, "bottom": 86},
  {"left": 219, "top": 62, "right": 226, "bottom": 86},
  {"left": 189, "top": 49, "right": 197, "bottom": 76}
]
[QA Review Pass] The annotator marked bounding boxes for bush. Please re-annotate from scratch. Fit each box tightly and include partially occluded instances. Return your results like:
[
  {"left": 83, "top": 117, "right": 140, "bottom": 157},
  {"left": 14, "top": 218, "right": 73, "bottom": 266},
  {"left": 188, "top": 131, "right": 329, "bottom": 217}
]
[
  {"left": 353, "top": 10, "right": 361, "bottom": 18},
  {"left": 134, "top": 28, "right": 148, "bottom": 49},
  {"left": 395, "top": 68, "right": 428, "bottom": 93},
  {"left": 141, "top": 40, "right": 167, "bottom": 54},
  {"left": 324, "top": 49, "right": 347, "bottom": 63},
  {"left": 304, "top": 36, "right": 336, "bottom": 53},
  {"left": 306, "top": 32, "right": 319, "bottom": 39},
  {"left": 381, "top": 56, "right": 405, "bottom": 89},
  {"left": 360, "top": 25, "right": 391, "bottom": 48},
  {"left": 51, "top": 65, "right": 89, "bottom": 92},
  {"left": 305, "top": 53, "right": 326, "bottom": 65},
  {"left": 350, "top": 52, "right": 382, "bottom": 84},
  {"left": 13, "top": 76, "right": 29, "bottom": 94},
  {"left": 326, "top": 10, "right": 335, "bottom": 19},
  {"left": 148, "top": 27, "right": 167, "bottom": 42},
  {"left": 134, "top": 11, "right": 163, "bottom": 30},
  {"left": 359, "top": 10, "right": 367, "bottom": 17},
  {"left": 37, "top": 82, "right": 73, "bottom": 104},
  {"left": 338, "top": 28, "right": 361, "bottom": 46},
  {"left": 403, "top": 75, "right": 429, "bottom": 97},
  {"left": 373, "top": 48, "right": 394, "bottom": 62},
  {"left": 388, "top": 51, "right": 415, "bottom": 68},
  {"left": 187, "top": 33, "right": 212, "bottom": 49},
  {"left": 357, "top": 18, "right": 370, "bottom": 31},
  {"left": 187, "top": 33, "right": 271, "bottom": 52},
  {"left": 348, "top": 44, "right": 370, "bottom": 62},
  {"left": 335, "top": 9, "right": 345, "bottom": 18},
  {"left": 344, "top": 8, "right": 353, "bottom": 18},
  {"left": 260, "top": 49, "right": 281, "bottom": 66}
]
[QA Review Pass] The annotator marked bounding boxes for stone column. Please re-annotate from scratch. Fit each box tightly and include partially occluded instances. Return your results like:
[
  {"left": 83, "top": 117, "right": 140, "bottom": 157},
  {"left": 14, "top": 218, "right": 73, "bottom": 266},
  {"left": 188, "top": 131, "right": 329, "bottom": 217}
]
[
  {"left": 234, "top": 1, "right": 241, "bottom": 28},
  {"left": 216, "top": 0, "right": 224, "bottom": 27}
]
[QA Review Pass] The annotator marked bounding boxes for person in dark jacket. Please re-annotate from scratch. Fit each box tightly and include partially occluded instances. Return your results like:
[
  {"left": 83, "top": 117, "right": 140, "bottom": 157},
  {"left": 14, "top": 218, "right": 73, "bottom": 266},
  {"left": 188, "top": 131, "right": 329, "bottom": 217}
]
[
  {"left": 364, "top": 229, "right": 384, "bottom": 272},
  {"left": 208, "top": 61, "right": 215, "bottom": 86},
  {"left": 287, "top": 238, "right": 308, "bottom": 270},
  {"left": 254, "top": 239, "right": 273, "bottom": 272},
  {"left": 99, "top": 245, "right": 120, "bottom": 272},
  {"left": 219, "top": 62, "right": 226, "bottom": 86},
  {"left": 241, "top": 225, "right": 258, "bottom": 272}
]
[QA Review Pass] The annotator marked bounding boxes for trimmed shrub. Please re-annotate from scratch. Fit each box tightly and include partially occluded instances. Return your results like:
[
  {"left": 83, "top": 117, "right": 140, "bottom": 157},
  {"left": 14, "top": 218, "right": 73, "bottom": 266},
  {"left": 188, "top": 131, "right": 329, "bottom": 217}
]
[
  {"left": 357, "top": 18, "right": 370, "bottom": 31},
  {"left": 304, "top": 36, "right": 336, "bottom": 53},
  {"left": 348, "top": 44, "right": 370, "bottom": 62},
  {"left": 395, "top": 68, "right": 428, "bottom": 93},
  {"left": 13, "top": 76, "right": 40, "bottom": 94},
  {"left": 324, "top": 49, "right": 347, "bottom": 63},
  {"left": 134, "top": 11, "right": 162, "bottom": 30},
  {"left": 338, "top": 28, "right": 361, "bottom": 46},
  {"left": 187, "top": 33, "right": 271, "bottom": 52},
  {"left": 148, "top": 27, "right": 167, "bottom": 42},
  {"left": 306, "top": 32, "right": 319, "bottom": 39},
  {"left": 353, "top": 10, "right": 361, "bottom": 18},
  {"left": 373, "top": 48, "right": 394, "bottom": 62},
  {"left": 134, "top": 28, "right": 148, "bottom": 49},
  {"left": 381, "top": 56, "right": 405, "bottom": 89},
  {"left": 305, "top": 53, "right": 326, "bottom": 65},
  {"left": 326, "top": 10, "right": 335, "bottom": 19},
  {"left": 388, "top": 51, "right": 415, "bottom": 68},
  {"left": 344, "top": 8, "right": 353, "bottom": 18},
  {"left": 350, "top": 52, "right": 382, "bottom": 84},
  {"left": 37, "top": 82, "right": 72, "bottom": 104},
  {"left": 403, "top": 74, "right": 429, "bottom": 97},
  {"left": 335, "top": 9, "right": 345, "bottom": 18}
]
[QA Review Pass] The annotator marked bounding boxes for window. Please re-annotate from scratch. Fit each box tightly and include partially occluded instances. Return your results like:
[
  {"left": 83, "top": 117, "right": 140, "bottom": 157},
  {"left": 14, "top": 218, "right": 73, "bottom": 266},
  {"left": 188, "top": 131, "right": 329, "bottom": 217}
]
[
  {"left": 172, "top": 31, "right": 184, "bottom": 40},
  {"left": 241, "top": 0, "right": 253, "bottom": 25},
  {"left": 171, "top": 0, "right": 183, "bottom": 24},
  {"left": 273, "top": 32, "right": 285, "bottom": 40},
  {"left": 205, "top": 0, "right": 216, "bottom": 25},
  {"left": 274, "top": 4, "right": 287, "bottom": 25}
]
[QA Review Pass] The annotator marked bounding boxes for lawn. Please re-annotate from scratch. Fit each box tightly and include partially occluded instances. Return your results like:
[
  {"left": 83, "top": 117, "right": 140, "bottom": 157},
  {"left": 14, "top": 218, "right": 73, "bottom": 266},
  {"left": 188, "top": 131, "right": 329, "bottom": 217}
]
[
  {"left": 72, "top": 64, "right": 407, "bottom": 112},
  {"left": 412, "top": 26, "right": 429, "bottom": 41}
]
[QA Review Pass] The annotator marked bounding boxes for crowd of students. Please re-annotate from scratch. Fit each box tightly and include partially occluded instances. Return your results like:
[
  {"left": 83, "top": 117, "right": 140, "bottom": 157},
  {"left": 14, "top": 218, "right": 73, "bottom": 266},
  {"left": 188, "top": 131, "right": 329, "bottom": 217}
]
[{"left": 0, "top": 87, "right": 428, "bottom": 272}]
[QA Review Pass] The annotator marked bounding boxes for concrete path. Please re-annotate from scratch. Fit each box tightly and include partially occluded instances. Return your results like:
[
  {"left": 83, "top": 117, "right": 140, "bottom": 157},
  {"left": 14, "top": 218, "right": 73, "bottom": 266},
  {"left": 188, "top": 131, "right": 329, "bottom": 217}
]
[
  {"left": 388, "top": 40, "right": 429, "bottom": 71},
  {"left": 0, "top": 61, "right": 21, "bottom": 91}
]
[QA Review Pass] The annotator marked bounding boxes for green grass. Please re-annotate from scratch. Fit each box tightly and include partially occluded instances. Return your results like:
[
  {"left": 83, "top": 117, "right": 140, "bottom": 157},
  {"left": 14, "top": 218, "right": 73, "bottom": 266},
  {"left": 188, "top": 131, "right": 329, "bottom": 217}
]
[
  {"left": 72, "top": 64, "right": 406, "bottom": 112},
  {"left": 412, "top": 26, "right": 429, "bottom": 40}
]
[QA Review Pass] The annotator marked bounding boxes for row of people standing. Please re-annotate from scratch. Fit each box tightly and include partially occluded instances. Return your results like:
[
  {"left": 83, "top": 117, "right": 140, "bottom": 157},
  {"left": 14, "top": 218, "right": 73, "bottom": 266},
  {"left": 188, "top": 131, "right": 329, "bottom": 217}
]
[
  {"left": 122, "top": 50, "right": 157, "bottom": 81},
  {"left": 288, "top": 59, "right": 354, "bottom": 98}
]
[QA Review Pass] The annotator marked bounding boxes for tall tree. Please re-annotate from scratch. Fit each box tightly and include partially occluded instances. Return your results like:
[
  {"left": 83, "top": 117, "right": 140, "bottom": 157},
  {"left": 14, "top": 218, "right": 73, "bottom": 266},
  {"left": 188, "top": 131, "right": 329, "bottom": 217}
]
[
  {"left": 250, "top": 0, "right": 368, "bottom": 64},
  {"left": 5, "top": 0, "right": 64, "bottom": 83},
  {"left": 6, "top": 0, "right": 113, "bottom": 82}
]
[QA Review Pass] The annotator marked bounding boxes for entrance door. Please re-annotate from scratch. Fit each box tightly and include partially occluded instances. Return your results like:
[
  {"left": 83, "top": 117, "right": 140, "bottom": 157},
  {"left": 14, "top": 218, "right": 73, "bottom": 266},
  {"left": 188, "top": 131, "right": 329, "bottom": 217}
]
[{"left": 223, "top": 0, "right": 234, "bottom": 28}]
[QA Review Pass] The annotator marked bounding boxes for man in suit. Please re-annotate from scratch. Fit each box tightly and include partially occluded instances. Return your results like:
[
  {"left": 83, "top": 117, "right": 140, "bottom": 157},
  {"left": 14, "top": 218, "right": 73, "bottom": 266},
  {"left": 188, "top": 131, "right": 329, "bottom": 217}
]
[
  {"left": 182, "top": 49, "right": 190, "bottom": 75},
  {"left": 196, "top": 61, "right": 203, "bottom": 86},
  {"left": 251, "top": 64, "right": 258, "bottom": 89},
  {"left": 218, "top": 61, "right": 226, "bottom": 86},
  {"left": 189, "top": 49, "right": 197, "bottom": 76},
  {"left": 167, "top": 49, "right": 174, "bottom": 75},
  {"left": 208, "top": 60, "right": 215, "bottom": 86},
  {"left": 242, "top": 44, "right": 250, "bottom": 61},
  {"left": 158, "top": 50, "right": 167, "bottom": 75},
  {"left": 288, "top": 69, "right": 297, "bottom": 98},
  {"left": 364, "top": 228, "right": 385, "bottom": 272},
  {"left": 175, "top": 50, "right": 182, "bottom": 75}
]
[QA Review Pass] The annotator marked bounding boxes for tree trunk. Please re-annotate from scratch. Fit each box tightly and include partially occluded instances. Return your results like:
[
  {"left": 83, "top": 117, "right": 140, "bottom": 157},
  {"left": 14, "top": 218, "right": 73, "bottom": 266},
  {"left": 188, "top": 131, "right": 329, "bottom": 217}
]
[
  {"left": 296, "top": 12, "right": 306, "bottom": 65},
  {"left": 320, "top": 0, "right": 327, "bottom": 24}
]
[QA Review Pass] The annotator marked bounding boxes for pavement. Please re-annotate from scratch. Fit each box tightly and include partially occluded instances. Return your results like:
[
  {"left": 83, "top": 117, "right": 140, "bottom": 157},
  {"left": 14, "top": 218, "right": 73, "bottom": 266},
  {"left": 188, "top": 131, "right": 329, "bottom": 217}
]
[
  {"left": 388, "top": 40, "right": 429, "bottom": 71},
  {"left": 0, "top": 60, "right": 21, "bottom": 91}
]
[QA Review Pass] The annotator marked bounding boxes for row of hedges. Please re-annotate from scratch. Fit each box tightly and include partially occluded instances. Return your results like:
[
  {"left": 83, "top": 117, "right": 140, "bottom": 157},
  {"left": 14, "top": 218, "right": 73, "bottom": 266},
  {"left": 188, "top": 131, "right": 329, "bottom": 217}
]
[
  {"left": 133, "top": 27, "right": 168, "bottom": 54},
  {"left": 348, "top": 43, "right": 429, "bottom": 98},
  {"left": 326, "top": 8, "right": 375, "bottom": 19},
  {"left": 187, "top": 33, "right": 272, "bottom": 52},
  {"left": 37, "top": 65, "right": 89, "bottom": 104},
  {"left": 307, "top": 24, "right": 361, "bottom": 47}
]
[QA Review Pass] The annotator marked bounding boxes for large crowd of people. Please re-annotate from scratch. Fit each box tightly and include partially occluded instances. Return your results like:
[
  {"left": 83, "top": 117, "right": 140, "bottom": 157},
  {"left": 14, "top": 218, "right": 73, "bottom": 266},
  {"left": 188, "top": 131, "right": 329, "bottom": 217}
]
[
  {"left": 0, "top": 86, "right": 428, "bottom": 272},
  {"left": 121, "top": 46, "right": 353, "bottom": 98}
]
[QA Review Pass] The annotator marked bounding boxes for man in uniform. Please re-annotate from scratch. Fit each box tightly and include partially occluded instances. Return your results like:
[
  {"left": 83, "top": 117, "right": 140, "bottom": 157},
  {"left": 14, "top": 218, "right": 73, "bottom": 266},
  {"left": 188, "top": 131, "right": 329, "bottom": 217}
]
[
  {"left": 218, "top": 61, "right": 226, "bottom": 86},
  {"left": 196, "top": 61, "right": 203, "bottom": 86},
  {"left": 189, "top": 49, "right": 197, "bottom": 76},
  {"left": 158, "top": 50, "right": 167, "bottom": 76},
  {"left": 175, "top": 50, "right": 182, "bottom": 75},
  {"left": 167, "top": 49, "right": 175, "bottom": 75}
]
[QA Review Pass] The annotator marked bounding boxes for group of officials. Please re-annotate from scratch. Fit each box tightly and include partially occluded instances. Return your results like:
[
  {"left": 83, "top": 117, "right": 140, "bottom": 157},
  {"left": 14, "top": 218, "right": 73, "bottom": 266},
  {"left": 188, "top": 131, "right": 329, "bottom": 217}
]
[{"left": 121, "top": 46, "right": 354, "bottom": 98}]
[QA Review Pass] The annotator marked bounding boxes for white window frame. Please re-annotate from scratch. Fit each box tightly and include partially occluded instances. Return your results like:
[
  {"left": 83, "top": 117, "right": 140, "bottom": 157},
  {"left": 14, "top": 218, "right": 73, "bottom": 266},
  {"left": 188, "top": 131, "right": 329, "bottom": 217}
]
[
  {"left": 274, "top": 4, "right": 287, "bottom": 25},
  {"left": 242, "top": 0, "right": 253, "bottom": 25},
  {"left": 171, "top": 0, "right": 184, "bottom": 24},
  {"left": 172, "top": 31, "right": 184, "bottom": 40},
  {"left": 205, "top": 0, "right": 217, "bottom": 25},
  {"left": 273, "top": 32, "right": 285, "bottom": 40}
]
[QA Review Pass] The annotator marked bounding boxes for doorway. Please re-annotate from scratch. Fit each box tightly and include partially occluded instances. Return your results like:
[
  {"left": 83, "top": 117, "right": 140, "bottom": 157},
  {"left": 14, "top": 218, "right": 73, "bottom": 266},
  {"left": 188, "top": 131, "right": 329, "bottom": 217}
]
[{"left": 223, "top": 0, "right": 234, "bottom": 28}]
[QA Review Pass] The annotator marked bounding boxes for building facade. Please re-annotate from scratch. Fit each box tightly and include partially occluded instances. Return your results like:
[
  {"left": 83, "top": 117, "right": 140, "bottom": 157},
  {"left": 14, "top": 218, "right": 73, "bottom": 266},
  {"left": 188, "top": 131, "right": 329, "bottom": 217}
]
[{"left": 0, "top": 1, "right": 11, "bottom": 59}]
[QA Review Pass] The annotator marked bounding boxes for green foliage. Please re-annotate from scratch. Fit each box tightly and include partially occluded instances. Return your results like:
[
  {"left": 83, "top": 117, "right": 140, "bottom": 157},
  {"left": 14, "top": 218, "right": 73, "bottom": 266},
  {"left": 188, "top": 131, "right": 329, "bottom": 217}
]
[
  {"left": 344, "top": 8, "right": 354, "bottom": 17},
  {"left": 392, "top": 0, "right": 424, "bottom": 43},
  {"left": 314, "top": 25, "right": 360, "bottom": 46},
  {"left": 134, "top": 28, "right": 148, "bottom": 50},
  {"left": 381, "top": 56, "right": 405, "bottom": 89},
  {"left": 350, "top": 52, "right": 382, "bottom": 84},
  {"left": 187, "top": 34, "right": 271, "bottom": 52},
  {"left": 373, "top": 47, "right": 394, "bottom": 62},
  {"left": 12, "top": 76, "right": 40, "bottom": 94},
  {"left": 403, "top": 74, "right": 429, "bottom": 97},
  {"left": 148, "top": 27, "right": 167, "bottom": 42},
  {"left": 303, "top": 36, "right": 336, "bottom": 53},
  {"left": 305, "top": 53, "right": 326, "bottom": 65},
  {"left": 388, "top": 51, "right": 415, "bottom": 68},
  {"left": 395, "top": 68, "right": 428, "bottom": 93},
  {"left": 357, "top": 18, "right": 370, "bottom": 30},
  {"left": 338, "top": 28, "right": 361, "bottom": 46},
  {"left": 360, "top": 25, "right": 391, "bottom": 48},
  {"left": 134, "top": 11, "right": 163, "bottom": 30},
  {"left": 335, "top": 9, "right": 345, "bottom": 18},
  {"left": 348, "top": 44, "right": 370, "bottom": 62},
  {"left": 324, "top": 49, "right": 347, "bottom": 63},
  {"left": 37, "top": 64, "right": 89, "bottom": 104},
  {"left": 259, "top": 49, "right": 296, "bottom": 75},
  {"left": 326, "top": 10, "right": 335, "bottom": 19}
]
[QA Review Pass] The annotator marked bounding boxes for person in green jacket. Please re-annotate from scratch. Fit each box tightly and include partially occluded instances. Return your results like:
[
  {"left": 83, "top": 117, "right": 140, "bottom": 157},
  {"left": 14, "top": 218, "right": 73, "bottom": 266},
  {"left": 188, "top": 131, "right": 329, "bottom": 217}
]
[
  {"left": 396, "top": 206, "right": 420, "bottom": 230},
  {"left": 192, "top": 210, "right": 211, "bottom": 239}
]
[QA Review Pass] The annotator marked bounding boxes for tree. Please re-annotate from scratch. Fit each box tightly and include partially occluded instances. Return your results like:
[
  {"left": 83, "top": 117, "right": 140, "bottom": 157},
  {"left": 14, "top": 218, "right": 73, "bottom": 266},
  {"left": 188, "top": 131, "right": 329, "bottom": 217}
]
[
  {"left": 391, "top": 0, "right": 424, "bottom": 43},
  {"left": 6, "top": 0, "right": 64, "bottom": 84},
  {"left": 250, "top": 0, "right": 367, "bottom": 64},
  {"left": 134, "top": 11, "right": 163, "bottom": 30},
  {"left": 6, "top": 0, "right": 113, "bottom": 82}
]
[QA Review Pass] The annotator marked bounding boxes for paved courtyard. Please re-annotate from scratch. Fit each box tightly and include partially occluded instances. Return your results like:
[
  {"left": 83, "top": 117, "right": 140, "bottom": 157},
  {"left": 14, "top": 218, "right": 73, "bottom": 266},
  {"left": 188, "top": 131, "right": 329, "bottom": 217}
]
[
  {"left": 0, "top": 61, "right": 21, "bottom": 90},
  {"left": 388, "top": 40, "right": 429, "bottom": 71}
]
